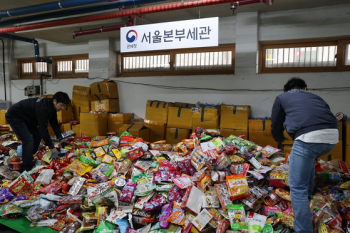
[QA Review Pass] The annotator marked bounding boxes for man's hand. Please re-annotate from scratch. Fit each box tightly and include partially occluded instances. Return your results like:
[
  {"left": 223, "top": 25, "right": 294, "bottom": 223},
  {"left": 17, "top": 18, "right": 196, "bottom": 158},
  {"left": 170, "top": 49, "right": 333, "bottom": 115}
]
[{"left": 51, "top": 150, "right": 59, "bottom": 160}]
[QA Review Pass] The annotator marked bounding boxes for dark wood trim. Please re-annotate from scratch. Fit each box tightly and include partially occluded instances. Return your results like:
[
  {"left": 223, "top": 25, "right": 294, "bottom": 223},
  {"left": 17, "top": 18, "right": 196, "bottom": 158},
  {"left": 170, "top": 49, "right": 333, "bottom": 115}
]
[
  {"left": 53, "top": 54, "right": 89, "bottom": 79},
  {"left": 259, "top": 37, "right": 350, "bottom": 74},
  {"left": 18, "top": 58, "right": 50, "bottom": 79},
  {"left": 118, "top": 44, "right": 235, "bottom": 77}
]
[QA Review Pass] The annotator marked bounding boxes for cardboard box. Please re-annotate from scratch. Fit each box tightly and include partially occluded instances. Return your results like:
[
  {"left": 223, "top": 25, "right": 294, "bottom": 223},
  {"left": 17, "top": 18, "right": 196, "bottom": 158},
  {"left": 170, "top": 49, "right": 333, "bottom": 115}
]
[
  {"left": 72, "top": 85, "right": 90, "bottom": 96},
  {"left": 249, "top": 119, "right": 277, "bottom": 147},
  {"left": 0, "top": 109, "right": 7, "bottom": 125},
  {"left": 132, "top": 118, "right": 144, "bottom": 126},
  {"left": 90, "top": 79, "right": 118, "bottom": 99},
  {"left": 166, "top": 128, "right": 190, "bottom": 145},
  {"left": 119, "top": 124, "right": 150, "bottom": 141},
  {"left": 167, "top": 107, "right": 192, "bottom": 129},
  {"left": 220, "top": 105, "right": 250, "bottom": 130},
  {"left": 57, "top": 106, "right": 73, "bottom": 124},
  {"left": 80, "top": 112, "right": 107, "bottom": 137},
  {"left": 249, "top": 131, "right": 278, "bottom": 148},
  {"left": 41, "top": 94, "right": 54, "bottom": 98},
  {"left": 90, "top": 94, "right": 119, "bottom": 112},
  {"left": 72, "top": 105, "right": 90, "bottom": 121},
  {"left": 220, "top": 128, "right": 248, "bottom": 139},
  {"left": 346, "top": 145, "right": 350, "bottom": 168},
  {"left": 144, "top": 119, "right": 166, "bottom": 142},
  {"left": 48, "top": 126, "right": 56, "bottom": 136},
  {"left": 345, "top": 121, "right": 350, "bottom": 146},
  {"left": 61, "top": 123, "right": 81, "bottom": 137},
  {"left": 192, "top": 107, "right": 219, "bottom": 130},
  {"left": 174, "top": 102, "right": 195, "bottom": 109},
  {"left": 318, "top": 140, "right": 343, "bottom": 162},
  {"left": 145, "top": 100, "right": 174, "bottom": 124},
  {"left": 108, "top": 113, "right": 134, "bottom": 132}
]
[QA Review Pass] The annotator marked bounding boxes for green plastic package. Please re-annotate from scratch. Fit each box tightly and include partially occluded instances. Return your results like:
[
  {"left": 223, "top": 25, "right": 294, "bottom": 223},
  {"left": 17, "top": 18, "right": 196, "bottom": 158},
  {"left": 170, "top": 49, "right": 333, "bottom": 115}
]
[{"left": 227, "top": 204, "right": 247, "bottom": 231}]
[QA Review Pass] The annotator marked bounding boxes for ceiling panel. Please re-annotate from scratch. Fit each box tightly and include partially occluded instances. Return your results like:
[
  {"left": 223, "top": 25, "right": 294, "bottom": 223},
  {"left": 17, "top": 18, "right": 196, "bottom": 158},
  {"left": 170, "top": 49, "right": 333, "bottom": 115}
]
[{"left": 0, "top": 0, "right": 349, "bottom": 43}]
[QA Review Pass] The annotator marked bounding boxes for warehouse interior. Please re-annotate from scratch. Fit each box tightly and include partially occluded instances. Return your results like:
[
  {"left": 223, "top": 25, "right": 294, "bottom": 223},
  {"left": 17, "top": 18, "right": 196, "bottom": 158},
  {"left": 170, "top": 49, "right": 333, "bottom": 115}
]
[
  {"left": 0, "top": 0, "right": 349, "bottom": 118},
  {"left": 0, "top": 0, "right": 350, "bottom": 232}
]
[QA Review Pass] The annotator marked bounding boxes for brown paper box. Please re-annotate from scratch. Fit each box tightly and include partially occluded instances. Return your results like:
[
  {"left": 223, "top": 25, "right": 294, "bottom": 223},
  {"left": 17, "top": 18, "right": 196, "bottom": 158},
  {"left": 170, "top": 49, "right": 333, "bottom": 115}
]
[
  {"left": 119, "top": 124, "right": 150, "bottom": 141},
  {"left": 166, "top": 128, "right": 190, "bottom": 145},
  {"left": 174, "top": 102, "right": 195, "bottom": 109},
  {"left": 144, "top": 119, "right": 166, "bottom": 142},
  {"left": 72, "top": 105, "right": 90, "bottom": 121},
  {"left": 167, "top": 107, "right": 192, "bottom": 129},
  {"left": 61, "top": 123, "right": 81, "bottom": 137},
  {"left": 346, "top": 145, "right": 350, "bottom": 168},
  {"left": 249, "top": 131, "right": 278, "bottom": 148},
  {"left": 90, "top": 94, "right": 119, "bottom": 112},
  {"left": 145, "top": 100, "right": 174, "bottom": 124},
  {"left": 318, "top": 140, "right": 343, "bottom": 162},
  {"left": 57, "top": 106, "right": 73, "bottom": 124},
  {"left": 0, "top": 109, "right": 7, "bottom": 125},
  {"left": 80, "top": 112, "right": 108, "bottom": 137},
  {"left": 220, "top": 128, "right": 248, "bottom": 139},
  {"left": 108, "top": 113, "right": 134, "bottom": 132},
  {"left": 220, "top": 105, "right": 250, "bottom": 130},
  {"left": 192, "top": 108, "right": 219, "bottom": 130},
  {"left": 72, "top": 85, "right": 90, "bottom": 96},
  {"left": 90, "top": 79, "right": 118, "bottom": 98}
]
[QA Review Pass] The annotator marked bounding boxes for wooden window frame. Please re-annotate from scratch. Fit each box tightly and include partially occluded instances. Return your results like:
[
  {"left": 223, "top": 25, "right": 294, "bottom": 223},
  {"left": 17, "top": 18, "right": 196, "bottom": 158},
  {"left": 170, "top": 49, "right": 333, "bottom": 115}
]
[
  {"left": 18, "top": 58, "right": 49, "bottom": 79},
  {"left": 259, "top": 37, "right": 350, "bottom": 73},
  {"left": 53, "top": 54, "right": 89, "bottom": 79},
  {"left": 117, "top": 44, "right": 235, "bottom": 77}
]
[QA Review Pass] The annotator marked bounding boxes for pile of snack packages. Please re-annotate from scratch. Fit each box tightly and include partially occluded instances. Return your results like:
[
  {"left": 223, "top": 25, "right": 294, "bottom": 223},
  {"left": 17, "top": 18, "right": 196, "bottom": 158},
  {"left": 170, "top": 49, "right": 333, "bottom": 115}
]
[{"left": 0, "top": 127, "right": 350, "bottom": 233}]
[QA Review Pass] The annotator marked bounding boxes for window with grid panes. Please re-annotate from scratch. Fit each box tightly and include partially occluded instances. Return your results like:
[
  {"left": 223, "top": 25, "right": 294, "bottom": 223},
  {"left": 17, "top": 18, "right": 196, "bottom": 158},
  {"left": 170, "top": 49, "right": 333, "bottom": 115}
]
[
  {"left": 118, "top": 45, "right": 235, "bottom": 77},
  {"left": 18, "top": 58, "right": 49, "bottom": 79},
  {"left": 259, "top": 37, "right": 350, "bottom": 73},
  {"left": 54, "top": 55, "right": 89, "bottom": 78}
]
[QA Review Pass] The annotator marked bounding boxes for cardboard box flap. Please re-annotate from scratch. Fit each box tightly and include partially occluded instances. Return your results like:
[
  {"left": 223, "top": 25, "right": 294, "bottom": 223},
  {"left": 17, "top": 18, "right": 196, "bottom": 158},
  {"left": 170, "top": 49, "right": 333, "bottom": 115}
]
[
  {"left": 167, "top": 107, "right": 192, "bottom": 129},
  {"left": 220, "top": 104, "right": 250, "bottom": 130},
  {"left": 90, "top": 79, "right": 119, "bottom": 99},
  {"left": 145, "top": 100, "right": 174, "bottom": 124},
  {"left": 91, "top": 94, "right": 108, "bottom": 102},
  {"left": 249, "top": 119, "right": 271, "bottom": 132},
  {"left": 72, "top": 85, "right": 91, "bottom": 96},
  {"left": 174, "top": 102, "right": 195, "bottom": 109}
]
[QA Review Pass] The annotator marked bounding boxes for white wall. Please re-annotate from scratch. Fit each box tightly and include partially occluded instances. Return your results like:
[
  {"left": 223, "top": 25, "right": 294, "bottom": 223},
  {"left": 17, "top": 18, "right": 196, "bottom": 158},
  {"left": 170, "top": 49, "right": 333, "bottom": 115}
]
[{"left": 1, "top": 3, "right": 350, "bottom": 119}]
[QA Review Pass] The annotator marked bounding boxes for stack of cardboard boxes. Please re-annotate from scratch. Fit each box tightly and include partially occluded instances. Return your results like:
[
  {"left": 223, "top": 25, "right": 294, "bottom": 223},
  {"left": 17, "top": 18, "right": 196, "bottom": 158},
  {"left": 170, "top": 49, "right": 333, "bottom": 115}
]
[
  {"left": 248, "top": 119, "right": 278, "bottom": 148},
  {"left": 284, "top": 122, "right": 343, "bottom": 162},
  {"left": 72, "top": 86, "right": 92, "bottom": 121},
  {"left": 166, "top": 102, "right": 194, "bottom": 144},
  {"left": 144, "top": 100, "right": 174, "bottom": 142},
  {"left": 90, "top": 80, "right": 119, "bottom": 113},
  {"left": 220, "top": 105, "right": 250, "bottom": 139}
]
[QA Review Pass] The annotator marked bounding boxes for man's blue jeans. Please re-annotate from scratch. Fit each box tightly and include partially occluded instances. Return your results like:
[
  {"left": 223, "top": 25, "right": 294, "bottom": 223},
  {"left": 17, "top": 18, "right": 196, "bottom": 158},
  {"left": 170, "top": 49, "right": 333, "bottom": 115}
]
[
  {"left": 289, "top": 140, "right": 335, "bottom": 233},
  {"left": 5, "top": 113, "right": 41, "bottom": 171}
]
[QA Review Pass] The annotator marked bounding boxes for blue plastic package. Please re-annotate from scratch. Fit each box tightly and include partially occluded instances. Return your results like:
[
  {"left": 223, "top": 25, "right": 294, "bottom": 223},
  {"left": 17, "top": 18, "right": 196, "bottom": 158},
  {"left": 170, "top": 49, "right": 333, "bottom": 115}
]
[
  {"left": 17, "top": 145, "right": 22, "bottom": 157},
  {"left": 116, "top": 218, "right": 129, "bottom": 233}
]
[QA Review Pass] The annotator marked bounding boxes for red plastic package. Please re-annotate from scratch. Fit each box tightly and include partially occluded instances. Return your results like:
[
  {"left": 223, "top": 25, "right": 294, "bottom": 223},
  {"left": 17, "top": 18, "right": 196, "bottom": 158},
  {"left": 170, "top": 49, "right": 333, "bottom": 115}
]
[
  {"left": 230, "top": 163, "right": 250, "bottom": 177},
  {"left": 158, "top": 159, "right": 179, "bottom": 172},
  {"left": 40, "top": 181, "right": 59, "bottom": 194},
  {"left": 128, "top": 147, "right": 144, "bottom": 161},
  {"left": 120, "top": 136, "right": 135, "bottom": 147},
  {"left": 177, "top": 159, "right": 196, "bottom": 176},
  {"left": 153, "top": 171, "right": 181, "bottom": 183},
  {"left": 119, "top": 181, "right": 136, "bottom": 203}
]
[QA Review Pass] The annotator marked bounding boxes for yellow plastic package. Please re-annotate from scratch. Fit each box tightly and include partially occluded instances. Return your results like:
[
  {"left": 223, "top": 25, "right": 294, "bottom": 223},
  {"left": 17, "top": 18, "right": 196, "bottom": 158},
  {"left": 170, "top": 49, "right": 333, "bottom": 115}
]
[{"left": 67, "top": 160, "right": 93, "bottom": 176}]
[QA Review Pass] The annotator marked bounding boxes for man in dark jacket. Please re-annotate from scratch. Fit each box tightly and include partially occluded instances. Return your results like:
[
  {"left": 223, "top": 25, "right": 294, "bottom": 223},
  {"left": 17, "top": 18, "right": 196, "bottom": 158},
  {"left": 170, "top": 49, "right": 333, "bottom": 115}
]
[
  {"left": 271, "top": 78, "right": 338, "bottom": 233},
  {"left": 5, "top": 92, "right": 70, "bottom": 171}
]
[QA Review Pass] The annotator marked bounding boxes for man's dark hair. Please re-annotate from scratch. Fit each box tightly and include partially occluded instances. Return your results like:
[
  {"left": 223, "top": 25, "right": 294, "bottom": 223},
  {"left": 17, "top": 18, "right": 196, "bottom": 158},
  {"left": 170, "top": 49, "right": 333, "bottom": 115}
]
[
  {"left": 53, "top": 92, "right": 70, "bottom": 105},
  {"left": 284, "top": 77, "right": 307, "bottom": 92}
]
